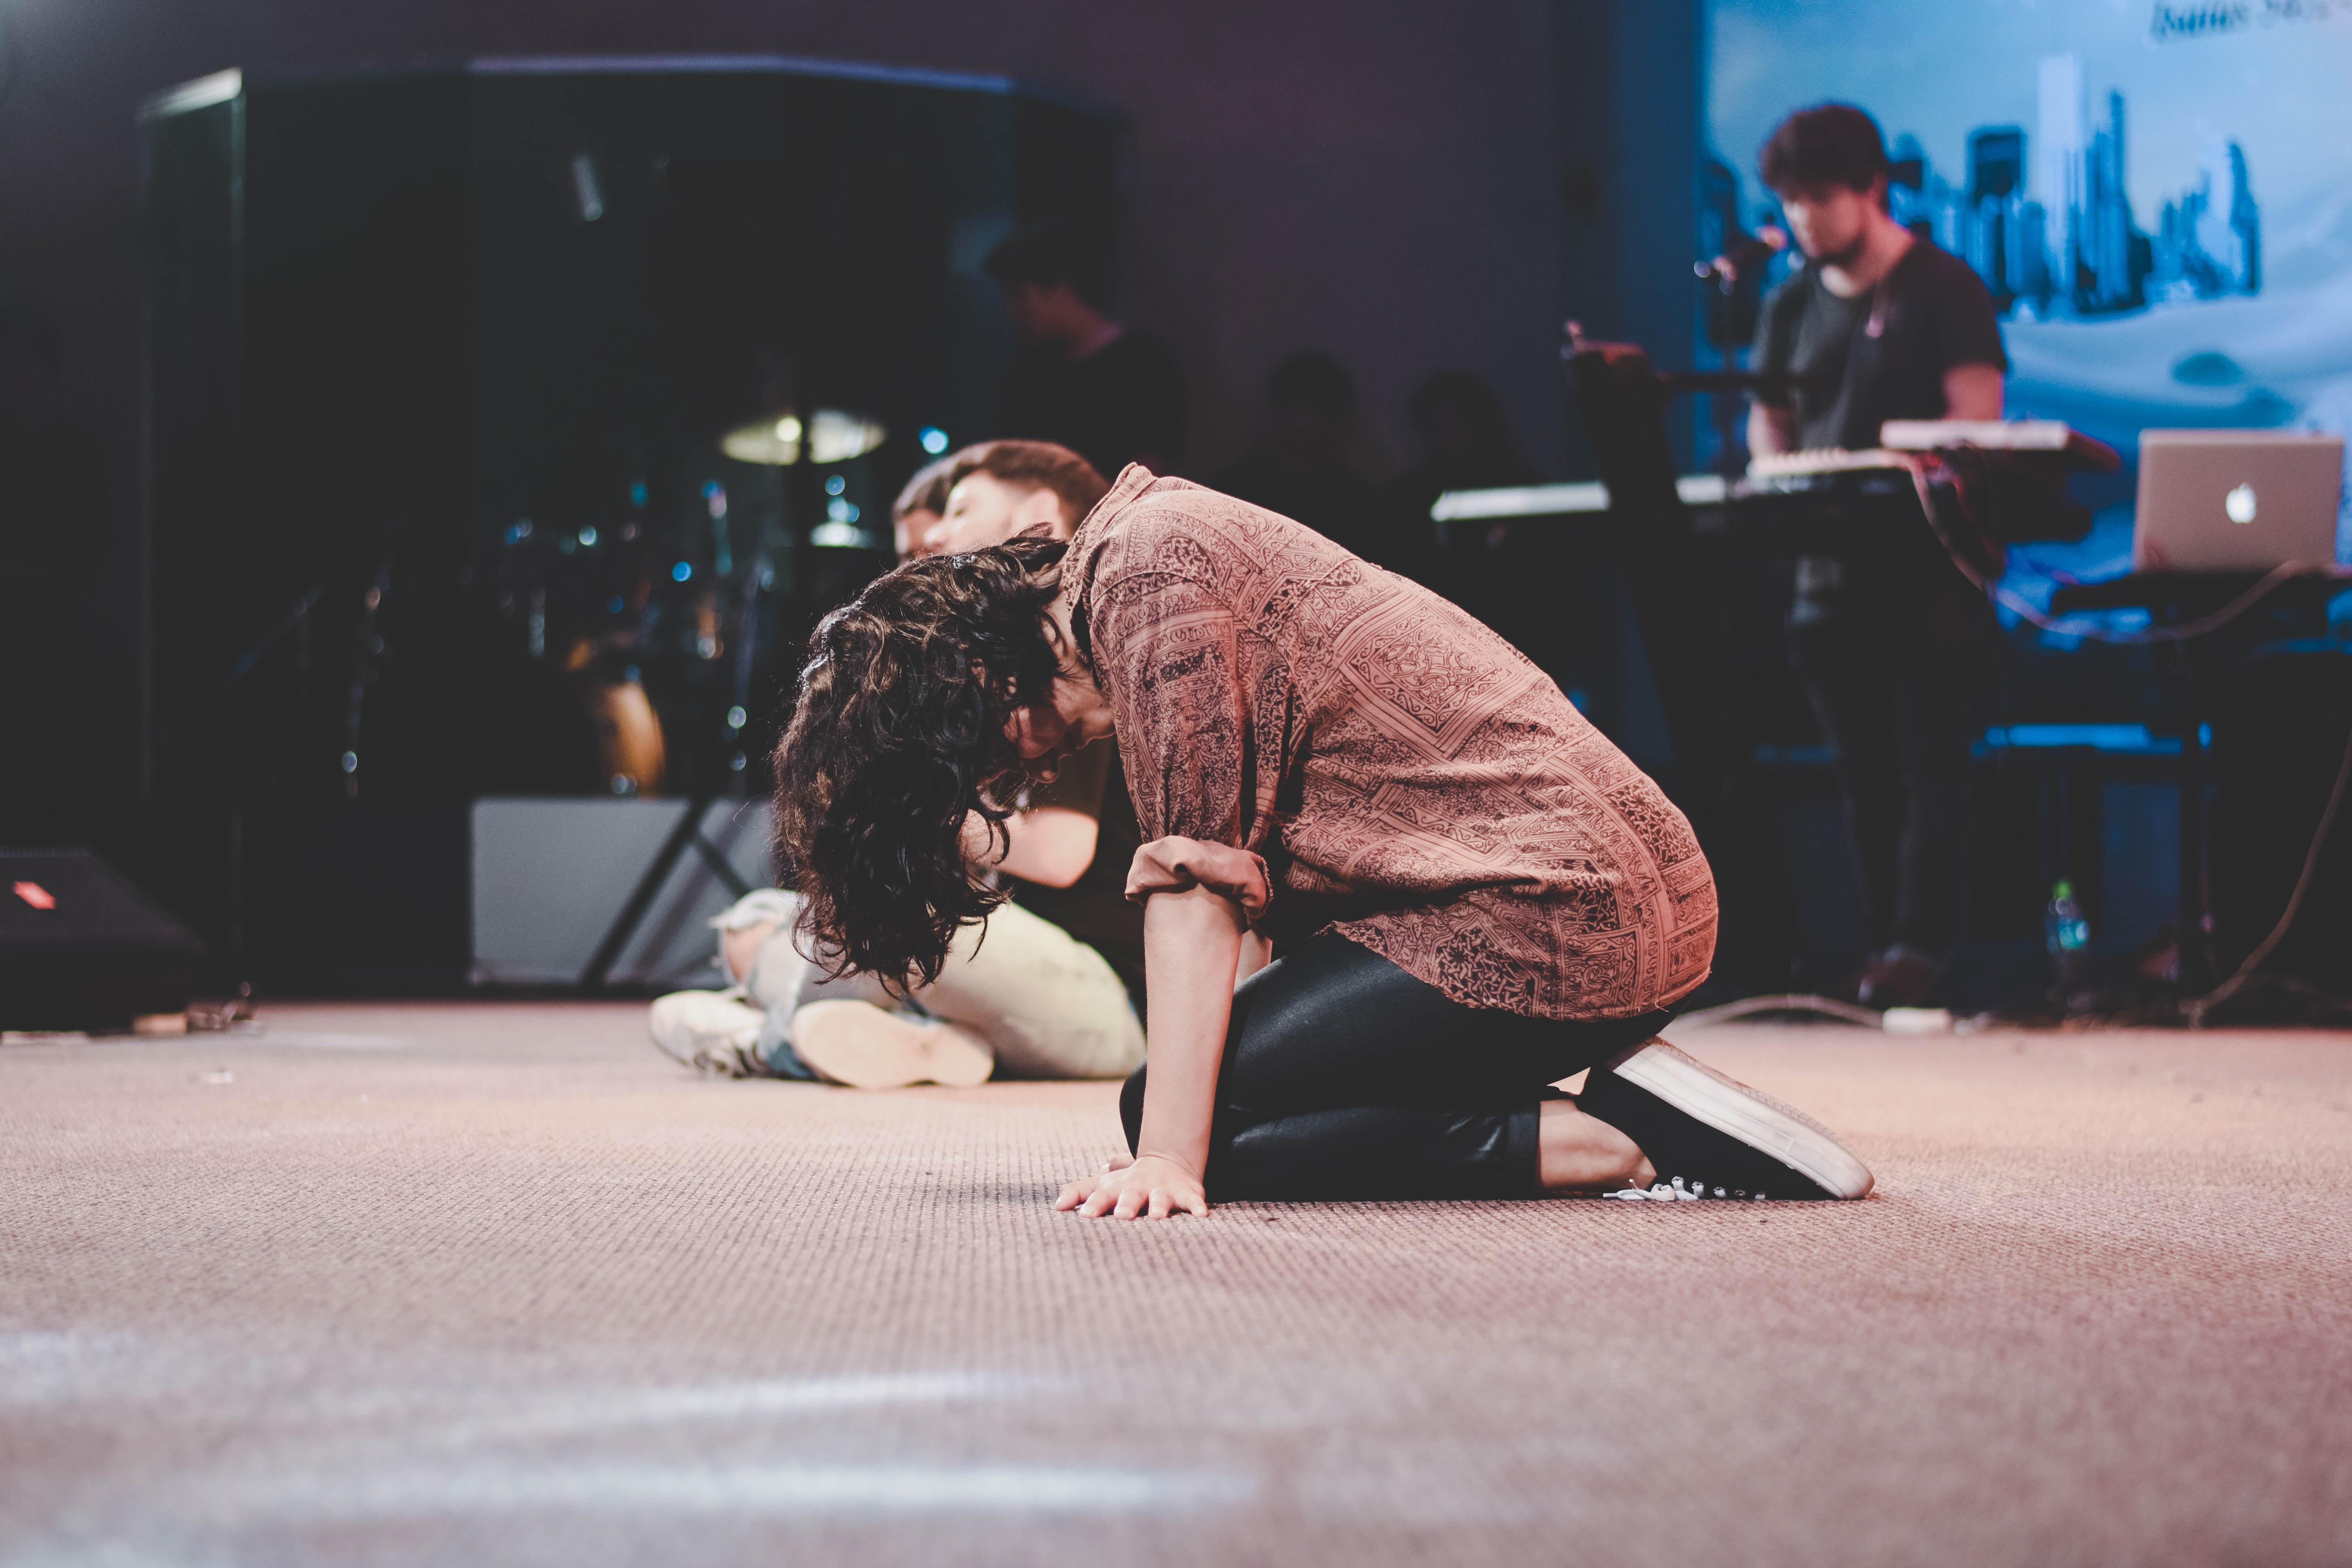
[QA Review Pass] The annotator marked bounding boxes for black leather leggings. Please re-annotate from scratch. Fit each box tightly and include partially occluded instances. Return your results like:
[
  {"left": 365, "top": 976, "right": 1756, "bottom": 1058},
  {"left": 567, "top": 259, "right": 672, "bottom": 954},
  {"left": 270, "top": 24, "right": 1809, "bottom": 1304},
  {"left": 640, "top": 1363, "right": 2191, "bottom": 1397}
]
[{"left": 1119, "top": 933, "right": 1675, "bottom": 1201}]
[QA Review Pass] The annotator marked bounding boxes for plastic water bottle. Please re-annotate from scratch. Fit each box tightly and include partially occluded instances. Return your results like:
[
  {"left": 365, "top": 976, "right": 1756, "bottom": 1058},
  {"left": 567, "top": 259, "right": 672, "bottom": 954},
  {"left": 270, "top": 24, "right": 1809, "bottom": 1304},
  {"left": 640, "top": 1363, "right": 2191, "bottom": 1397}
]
[{"left": 2045, "top": 879, "right": 2091, "bottom": 994}]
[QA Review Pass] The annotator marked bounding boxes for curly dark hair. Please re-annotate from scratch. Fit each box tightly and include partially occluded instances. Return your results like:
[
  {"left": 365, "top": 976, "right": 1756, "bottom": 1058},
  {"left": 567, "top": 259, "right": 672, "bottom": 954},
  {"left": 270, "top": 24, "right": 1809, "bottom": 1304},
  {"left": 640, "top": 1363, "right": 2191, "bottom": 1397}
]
[{"left": 771, "top": 537, "right": 1079, "bottom": 988}]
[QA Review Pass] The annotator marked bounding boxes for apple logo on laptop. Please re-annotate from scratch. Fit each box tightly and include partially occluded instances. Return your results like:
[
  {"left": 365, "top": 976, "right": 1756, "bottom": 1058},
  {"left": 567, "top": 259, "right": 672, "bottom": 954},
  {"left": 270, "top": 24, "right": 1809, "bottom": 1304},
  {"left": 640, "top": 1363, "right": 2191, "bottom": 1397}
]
[{"left": 2225, "top": 483, "right": 2257, "bottom": 524}]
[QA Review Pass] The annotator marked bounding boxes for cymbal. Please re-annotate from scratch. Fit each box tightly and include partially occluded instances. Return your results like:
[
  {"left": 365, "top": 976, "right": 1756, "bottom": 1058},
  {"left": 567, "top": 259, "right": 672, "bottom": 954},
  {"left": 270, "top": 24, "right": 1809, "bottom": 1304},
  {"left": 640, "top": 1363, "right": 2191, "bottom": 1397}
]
[{"left": 720, "top": 408, "right": 888, "bottom": 466}]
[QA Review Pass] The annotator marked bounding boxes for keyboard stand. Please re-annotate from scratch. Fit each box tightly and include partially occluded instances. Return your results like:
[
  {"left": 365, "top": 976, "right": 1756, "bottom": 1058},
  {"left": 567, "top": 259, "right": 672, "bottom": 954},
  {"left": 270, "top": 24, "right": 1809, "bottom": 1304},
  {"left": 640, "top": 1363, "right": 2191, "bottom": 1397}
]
[{"left": 2049, "top": 570, "right": 2348, "bottom": 991}]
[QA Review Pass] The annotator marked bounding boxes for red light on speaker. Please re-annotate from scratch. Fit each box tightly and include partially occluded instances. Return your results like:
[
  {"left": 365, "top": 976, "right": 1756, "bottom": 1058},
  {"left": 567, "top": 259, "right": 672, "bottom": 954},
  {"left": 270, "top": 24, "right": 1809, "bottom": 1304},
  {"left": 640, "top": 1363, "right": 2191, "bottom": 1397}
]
[{"left": 13, "top": 881, "right": 57, "bottom": 910}]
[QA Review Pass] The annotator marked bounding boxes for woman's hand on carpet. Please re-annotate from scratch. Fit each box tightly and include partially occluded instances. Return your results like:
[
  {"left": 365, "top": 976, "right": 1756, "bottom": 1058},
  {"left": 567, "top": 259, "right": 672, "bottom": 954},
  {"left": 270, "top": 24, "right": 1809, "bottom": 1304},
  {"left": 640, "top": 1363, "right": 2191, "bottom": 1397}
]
[{"left": 1055, "top": 1153, "right": 1206, "bottom": 1219}]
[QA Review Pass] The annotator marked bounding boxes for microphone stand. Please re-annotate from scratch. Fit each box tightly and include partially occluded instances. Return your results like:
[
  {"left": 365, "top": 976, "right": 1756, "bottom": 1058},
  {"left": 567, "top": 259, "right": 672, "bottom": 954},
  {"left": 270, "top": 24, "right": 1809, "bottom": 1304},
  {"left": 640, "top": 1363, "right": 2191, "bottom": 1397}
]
[{"left": 576, "top": 439, "right": 784, "bottom": 993}]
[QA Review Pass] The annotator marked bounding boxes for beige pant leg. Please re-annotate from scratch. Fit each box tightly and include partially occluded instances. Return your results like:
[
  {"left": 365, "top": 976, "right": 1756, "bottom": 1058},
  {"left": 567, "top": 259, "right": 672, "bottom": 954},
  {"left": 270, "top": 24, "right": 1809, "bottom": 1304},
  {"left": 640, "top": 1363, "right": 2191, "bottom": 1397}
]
[
  {"left": 748, "top": 907, "right": 893, "bottom": 1020},
  {"left": 917, "top": 902, "right": 1146, "bottom": 1080},
  {"left": 746, "top": 896, "right": 1142, "bottom": 1080}
]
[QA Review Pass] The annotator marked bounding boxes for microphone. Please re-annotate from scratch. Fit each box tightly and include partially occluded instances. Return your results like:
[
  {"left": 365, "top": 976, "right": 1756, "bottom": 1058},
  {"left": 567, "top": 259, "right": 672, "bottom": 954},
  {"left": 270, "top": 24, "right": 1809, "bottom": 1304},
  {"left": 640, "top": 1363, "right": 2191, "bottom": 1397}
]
[{"left": 1695, "top": 227, "right": 1788, "bottom": 290}]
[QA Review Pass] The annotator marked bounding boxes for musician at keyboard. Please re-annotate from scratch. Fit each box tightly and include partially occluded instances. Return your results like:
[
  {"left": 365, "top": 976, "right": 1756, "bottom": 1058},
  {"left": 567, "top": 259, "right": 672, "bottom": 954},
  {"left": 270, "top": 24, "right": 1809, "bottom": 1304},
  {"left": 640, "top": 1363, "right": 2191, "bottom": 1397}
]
[{"left": 1743, "top": 102, "right": 2010, "bottom": 1010}]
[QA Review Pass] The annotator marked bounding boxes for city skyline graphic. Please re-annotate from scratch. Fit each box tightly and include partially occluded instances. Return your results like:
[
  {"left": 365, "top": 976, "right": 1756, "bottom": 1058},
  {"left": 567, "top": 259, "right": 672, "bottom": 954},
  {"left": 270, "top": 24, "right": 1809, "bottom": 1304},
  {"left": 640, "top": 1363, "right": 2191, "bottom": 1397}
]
[{"left": 1867, "top": 53, "right": 2261, "bottom": 322}]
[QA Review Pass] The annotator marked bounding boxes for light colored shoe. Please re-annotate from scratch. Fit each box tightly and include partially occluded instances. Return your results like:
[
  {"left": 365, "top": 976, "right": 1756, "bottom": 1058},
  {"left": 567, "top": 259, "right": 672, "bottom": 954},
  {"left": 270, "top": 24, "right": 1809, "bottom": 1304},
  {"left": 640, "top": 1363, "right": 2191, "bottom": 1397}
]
[
  {"left": 788, "top": 1000, "right": 994, "bottom": 1089},
  {"left": 648, "top": 987, "right": 770, "bottom": 1078}
]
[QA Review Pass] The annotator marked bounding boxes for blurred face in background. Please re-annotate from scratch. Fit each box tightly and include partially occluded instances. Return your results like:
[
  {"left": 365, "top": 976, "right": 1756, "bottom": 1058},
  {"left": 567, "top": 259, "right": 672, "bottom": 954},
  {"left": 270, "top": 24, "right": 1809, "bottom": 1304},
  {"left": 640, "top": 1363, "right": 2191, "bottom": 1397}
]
[
  {"left": 1271, "top": 394, "right": 1349, "bottom": 466},
  {"left": 922, "top": 473, "right": 1069, "bottom": 557},
  {"left": 895, "top": 508, "right": 944, "bottom": 562},
  {"left": 1776, "top": 179, "right": 1884, "bottom": 269},
  {"left": 1413, "top": 393, "right": 1479, "bottom": 469},
  {"left": 999, "top": 279, "right": 1104, "bottom": 356}
]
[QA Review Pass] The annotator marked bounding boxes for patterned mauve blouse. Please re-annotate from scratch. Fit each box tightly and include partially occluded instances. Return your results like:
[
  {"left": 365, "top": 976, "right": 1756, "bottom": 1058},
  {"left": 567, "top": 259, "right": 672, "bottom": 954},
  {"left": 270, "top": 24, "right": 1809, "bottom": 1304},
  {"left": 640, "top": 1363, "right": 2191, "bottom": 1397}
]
[{"left": 1066, "top": 465, "right": 1717, "bottom": 1022}]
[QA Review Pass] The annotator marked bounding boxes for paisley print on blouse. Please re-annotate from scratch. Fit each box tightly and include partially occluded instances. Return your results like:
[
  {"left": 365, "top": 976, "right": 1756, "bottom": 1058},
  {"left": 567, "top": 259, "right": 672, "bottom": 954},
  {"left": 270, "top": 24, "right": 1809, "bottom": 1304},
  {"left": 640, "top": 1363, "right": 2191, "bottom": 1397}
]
[{"left": 1066, "top": 465, "right": 1715, "bottom": 1021}]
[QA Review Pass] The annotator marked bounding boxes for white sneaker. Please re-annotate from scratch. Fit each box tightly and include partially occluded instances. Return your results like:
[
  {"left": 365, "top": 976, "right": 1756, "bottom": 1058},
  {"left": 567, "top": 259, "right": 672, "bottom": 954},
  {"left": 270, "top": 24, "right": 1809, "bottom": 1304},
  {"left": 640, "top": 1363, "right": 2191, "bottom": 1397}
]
[
  {"left": 648, "top": 987, "right": 770, "bottom": 1078},
  {"left": 788, "top": 1000, "right": 994, "bottom": 1089}
]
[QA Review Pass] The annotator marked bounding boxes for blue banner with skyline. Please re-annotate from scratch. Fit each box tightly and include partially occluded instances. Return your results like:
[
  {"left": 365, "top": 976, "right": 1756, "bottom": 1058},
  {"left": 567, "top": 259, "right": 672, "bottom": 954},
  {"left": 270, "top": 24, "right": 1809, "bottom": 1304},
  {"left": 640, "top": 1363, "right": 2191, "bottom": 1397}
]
[{"left": 1706, "top": 0, "right": 2352, "bottom": 484}]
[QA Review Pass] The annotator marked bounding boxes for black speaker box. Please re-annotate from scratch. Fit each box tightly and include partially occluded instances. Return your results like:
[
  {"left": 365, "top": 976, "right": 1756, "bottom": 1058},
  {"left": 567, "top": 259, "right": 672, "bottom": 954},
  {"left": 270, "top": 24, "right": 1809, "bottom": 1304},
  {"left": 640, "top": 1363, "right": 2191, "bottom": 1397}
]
[
  {"left": 2, "top": 848, "right": 209, "bottom": 1030},
  {"left": 2210, "top": 649, "right": 2352, "bottom": 991}
]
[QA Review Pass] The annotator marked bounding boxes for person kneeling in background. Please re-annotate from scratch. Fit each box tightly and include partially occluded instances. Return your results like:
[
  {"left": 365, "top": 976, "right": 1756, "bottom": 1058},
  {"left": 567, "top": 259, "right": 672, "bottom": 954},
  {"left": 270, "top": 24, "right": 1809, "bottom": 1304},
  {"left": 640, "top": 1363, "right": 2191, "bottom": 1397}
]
[{"left": 650, "top": 441, "right": 1148, "bottom": 1089}]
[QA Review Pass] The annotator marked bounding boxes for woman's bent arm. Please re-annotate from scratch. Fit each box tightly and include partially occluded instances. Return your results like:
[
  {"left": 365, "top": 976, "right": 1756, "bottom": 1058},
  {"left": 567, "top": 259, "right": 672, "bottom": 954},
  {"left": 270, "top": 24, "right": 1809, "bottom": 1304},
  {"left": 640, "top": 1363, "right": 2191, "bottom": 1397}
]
[
  {"left": 1056, "top": 882, "right": 1242, "bottom": 1218},
  {"left": 1134, "top": 884, "right": 1245, "bottom": 1175}
]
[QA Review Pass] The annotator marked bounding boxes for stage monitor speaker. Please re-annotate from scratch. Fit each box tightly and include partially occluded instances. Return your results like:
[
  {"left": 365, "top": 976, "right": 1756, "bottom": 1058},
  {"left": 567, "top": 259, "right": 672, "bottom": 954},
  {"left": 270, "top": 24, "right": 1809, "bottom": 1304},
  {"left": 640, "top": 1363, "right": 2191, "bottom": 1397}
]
[{"left": 2, "top": 848, "right": 208, "bottom": 1031}]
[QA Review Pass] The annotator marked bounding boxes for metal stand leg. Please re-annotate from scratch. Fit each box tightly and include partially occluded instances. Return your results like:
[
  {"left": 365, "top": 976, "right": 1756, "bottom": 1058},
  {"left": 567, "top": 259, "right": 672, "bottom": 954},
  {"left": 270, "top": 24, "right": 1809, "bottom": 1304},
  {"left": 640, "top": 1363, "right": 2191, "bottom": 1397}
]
[
  {"left": 579, "top": 789, "right": 726, "bottom": 991},
  {"left": 2177, "top": 704, "right": 2209, "bottom": 993}
]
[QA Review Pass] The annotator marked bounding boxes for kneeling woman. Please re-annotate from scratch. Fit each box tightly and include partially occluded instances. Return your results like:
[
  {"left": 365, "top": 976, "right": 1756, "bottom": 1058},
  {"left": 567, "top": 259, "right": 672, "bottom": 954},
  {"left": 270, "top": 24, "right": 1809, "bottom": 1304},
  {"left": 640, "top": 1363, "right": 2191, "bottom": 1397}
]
[{"left": 774, "top": 467, "right": 1873, "bottom": 1218}]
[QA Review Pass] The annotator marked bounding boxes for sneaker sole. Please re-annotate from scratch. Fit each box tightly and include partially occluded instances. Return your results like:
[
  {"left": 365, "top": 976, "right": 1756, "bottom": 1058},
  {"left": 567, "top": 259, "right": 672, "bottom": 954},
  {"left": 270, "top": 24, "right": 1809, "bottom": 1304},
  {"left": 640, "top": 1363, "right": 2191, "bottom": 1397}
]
[
  {"left": 648, "top": 1030, "right": 754, "bottom": 1075},
  {"left": 1605, "top": 1039, "right": 1875, "bottom": 1199},
  {"left": 648, "top": 992, "right": 765, "bottom": 1077},
  {"left": 790, "top": 1000, "right": 995, "bottom": 1089}
]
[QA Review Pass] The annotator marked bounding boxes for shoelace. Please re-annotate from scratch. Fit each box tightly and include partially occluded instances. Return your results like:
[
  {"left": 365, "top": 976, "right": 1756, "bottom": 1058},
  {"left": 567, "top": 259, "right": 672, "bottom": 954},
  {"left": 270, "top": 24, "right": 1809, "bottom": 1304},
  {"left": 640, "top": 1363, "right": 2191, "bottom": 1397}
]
[{"left": 1599, "top": 1176, "right": 1767, "bottom": 1202}]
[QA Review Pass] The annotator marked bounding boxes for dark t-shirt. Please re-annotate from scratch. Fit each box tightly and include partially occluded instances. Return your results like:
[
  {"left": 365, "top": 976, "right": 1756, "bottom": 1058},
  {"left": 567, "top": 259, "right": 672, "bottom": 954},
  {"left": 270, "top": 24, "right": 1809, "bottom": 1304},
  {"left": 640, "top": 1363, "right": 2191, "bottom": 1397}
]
[
  {"left": 999, "top": 330, "right": 1186, "bottom": 481},
  {"left": 1007, "top": 738, "right": 1147, "bottom": 1011},
  {"left": 1753, "top": 241, "right": 2006, "bottom": 454}
]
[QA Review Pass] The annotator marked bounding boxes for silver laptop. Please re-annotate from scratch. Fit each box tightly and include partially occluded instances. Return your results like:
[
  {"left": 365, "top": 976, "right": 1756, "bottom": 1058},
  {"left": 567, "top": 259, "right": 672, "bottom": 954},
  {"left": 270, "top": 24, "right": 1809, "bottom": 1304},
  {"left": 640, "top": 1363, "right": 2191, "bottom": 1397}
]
[{"left": 2133, "top": 429, "right": 2344, "bottom": 571}]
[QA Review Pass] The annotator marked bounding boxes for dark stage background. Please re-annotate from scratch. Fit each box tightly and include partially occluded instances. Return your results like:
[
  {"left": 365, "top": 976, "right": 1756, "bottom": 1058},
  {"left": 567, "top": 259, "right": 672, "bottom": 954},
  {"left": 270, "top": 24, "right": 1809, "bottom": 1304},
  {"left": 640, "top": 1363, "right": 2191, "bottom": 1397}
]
[{"left": 2, "top": 0, "right": 1714, "bottom": 840}]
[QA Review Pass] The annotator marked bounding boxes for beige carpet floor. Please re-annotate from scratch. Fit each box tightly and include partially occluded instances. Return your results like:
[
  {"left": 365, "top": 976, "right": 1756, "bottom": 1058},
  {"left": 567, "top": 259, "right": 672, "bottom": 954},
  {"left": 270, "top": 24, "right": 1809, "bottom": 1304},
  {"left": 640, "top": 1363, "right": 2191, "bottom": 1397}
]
[{"left": 4, "top": 1002, "right": 2351, "bottom": 1566}]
